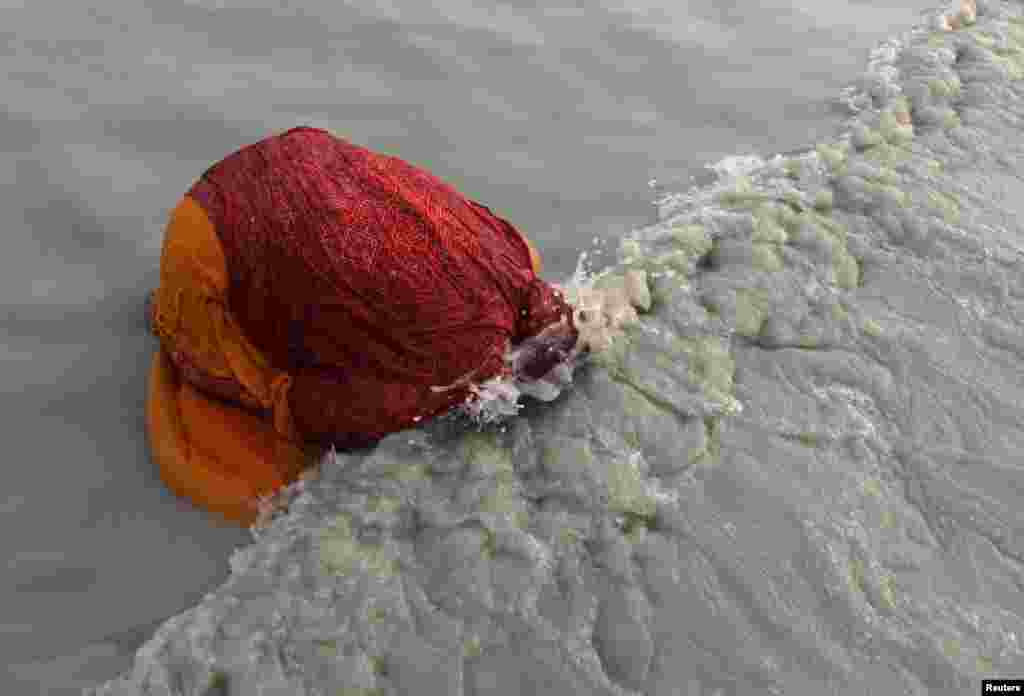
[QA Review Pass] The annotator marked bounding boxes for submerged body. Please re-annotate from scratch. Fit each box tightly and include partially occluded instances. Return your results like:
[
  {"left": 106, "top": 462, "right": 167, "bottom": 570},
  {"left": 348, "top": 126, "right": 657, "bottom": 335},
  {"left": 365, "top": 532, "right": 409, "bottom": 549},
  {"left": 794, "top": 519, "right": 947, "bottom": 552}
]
[{"left": 146, "top": 127, "right": 577, "bottom": 524}]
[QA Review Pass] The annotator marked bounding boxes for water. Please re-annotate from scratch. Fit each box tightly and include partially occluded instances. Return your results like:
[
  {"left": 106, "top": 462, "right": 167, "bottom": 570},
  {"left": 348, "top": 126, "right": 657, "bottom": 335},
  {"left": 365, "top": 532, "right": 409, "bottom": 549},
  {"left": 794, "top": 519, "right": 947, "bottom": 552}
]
[{"left": 0, "top": 1, "right": 938, "bottom": 693}]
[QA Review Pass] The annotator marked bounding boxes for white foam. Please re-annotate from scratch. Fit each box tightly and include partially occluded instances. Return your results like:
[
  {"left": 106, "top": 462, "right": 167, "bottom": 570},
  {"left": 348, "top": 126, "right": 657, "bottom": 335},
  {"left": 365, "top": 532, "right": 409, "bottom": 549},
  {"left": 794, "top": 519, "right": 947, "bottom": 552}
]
[{"left": 708, "top": 154, "right": 768, "bottom": 181}]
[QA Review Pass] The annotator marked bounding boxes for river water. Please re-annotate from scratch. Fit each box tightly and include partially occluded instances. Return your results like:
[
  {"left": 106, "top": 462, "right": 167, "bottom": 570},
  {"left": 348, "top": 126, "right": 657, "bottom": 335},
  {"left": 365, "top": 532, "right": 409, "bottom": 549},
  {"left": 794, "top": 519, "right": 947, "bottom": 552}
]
[{"left": 1, "top": 1, "right": 940, "bottom": 693}]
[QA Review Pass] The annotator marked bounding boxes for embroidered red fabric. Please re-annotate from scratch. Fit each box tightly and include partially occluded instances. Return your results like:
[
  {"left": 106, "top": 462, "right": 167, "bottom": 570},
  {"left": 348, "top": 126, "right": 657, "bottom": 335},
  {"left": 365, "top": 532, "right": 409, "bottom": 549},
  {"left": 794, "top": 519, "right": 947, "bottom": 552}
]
[{"left": 186, "top": 127, "right": 576, "bottom": 448}]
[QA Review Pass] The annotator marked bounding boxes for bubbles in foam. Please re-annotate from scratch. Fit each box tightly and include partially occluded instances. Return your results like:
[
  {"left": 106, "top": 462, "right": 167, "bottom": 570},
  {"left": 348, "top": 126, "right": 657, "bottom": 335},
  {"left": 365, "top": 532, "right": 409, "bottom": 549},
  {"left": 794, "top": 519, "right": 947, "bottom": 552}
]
[{"left": 709, "top": 154, "right": 768, "bottom": 182}]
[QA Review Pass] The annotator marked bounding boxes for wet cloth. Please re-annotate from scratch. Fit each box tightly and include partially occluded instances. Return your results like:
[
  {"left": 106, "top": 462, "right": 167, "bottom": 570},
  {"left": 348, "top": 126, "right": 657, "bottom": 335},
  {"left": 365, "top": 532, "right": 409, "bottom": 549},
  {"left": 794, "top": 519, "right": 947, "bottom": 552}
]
[
  {"left": 146, "top": 126, "right": 576, "bottom": 524},
  {"left": 147, "top": 194, "right": 313, "bottom": 524}
]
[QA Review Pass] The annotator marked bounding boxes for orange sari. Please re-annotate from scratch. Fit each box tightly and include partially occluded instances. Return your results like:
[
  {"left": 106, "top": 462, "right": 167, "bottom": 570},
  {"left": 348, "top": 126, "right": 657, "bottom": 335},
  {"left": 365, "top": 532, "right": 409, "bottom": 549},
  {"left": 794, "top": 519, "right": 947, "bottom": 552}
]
[{"left": 146, "top": 195, "right": 313, "bottom": 524}]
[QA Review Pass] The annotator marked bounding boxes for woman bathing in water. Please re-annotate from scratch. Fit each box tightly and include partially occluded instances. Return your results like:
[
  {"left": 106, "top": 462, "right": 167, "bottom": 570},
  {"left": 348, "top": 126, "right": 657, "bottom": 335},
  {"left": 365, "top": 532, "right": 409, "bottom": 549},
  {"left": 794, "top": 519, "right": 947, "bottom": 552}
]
[{"left": 145, "top": 126, "right": 586, "bottom": 524}]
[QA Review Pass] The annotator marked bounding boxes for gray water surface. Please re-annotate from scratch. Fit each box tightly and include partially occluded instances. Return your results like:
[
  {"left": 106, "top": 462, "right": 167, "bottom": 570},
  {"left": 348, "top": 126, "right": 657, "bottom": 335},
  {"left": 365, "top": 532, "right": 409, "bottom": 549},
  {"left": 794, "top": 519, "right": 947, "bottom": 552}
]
[{"left": 1, "top": 1, "right": 936, "bottom": 693}]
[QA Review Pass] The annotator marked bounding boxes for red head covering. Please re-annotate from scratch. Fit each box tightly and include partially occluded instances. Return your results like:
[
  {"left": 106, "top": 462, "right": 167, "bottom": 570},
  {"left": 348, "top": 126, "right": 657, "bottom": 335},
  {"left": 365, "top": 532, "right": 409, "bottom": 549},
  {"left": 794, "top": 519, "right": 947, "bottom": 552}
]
[{"left": 186, "top": 127, "right": 575, "bottom": 448}]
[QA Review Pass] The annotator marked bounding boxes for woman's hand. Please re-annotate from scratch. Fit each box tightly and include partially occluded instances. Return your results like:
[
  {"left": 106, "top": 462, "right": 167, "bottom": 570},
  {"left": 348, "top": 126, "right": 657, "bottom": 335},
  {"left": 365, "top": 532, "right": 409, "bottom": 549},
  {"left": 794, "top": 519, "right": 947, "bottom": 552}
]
[{"left": 511, "top": 317, "right": 578, "bottom": 381}]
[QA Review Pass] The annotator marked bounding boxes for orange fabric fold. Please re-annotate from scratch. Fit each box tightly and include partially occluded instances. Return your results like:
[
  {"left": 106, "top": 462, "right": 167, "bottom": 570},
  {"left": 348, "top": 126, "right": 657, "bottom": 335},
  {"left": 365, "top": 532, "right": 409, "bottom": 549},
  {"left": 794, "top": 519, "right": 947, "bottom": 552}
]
[
  {"left": 146, "top": 350, "right": 308, "bottom": 524},
  {"left": 146, "top": 196, "right": 309, "bottom": 525}
]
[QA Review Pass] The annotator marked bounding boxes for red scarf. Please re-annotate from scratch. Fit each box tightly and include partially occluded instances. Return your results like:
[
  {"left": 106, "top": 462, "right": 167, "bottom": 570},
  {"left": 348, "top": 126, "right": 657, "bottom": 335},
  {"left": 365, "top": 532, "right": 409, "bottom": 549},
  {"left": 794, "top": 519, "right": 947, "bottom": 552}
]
[{"left": 187, "top": 127, "right": 575, "bottom": 447}]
